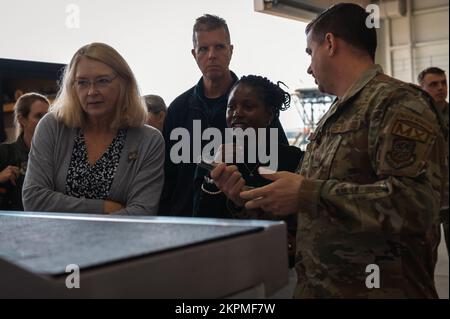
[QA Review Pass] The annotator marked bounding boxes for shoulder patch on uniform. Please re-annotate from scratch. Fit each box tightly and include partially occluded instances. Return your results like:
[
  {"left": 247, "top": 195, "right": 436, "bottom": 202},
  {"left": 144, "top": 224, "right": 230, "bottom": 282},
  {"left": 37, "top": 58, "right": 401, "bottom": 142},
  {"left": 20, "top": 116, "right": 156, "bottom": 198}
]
[
  {"left": 386, "top": 138, "right": 416, "bottom": 169},
  {"left": 390, "top": 111, "right": 434, "bottom": 143},
  {"left": 377, "top": 109, "right": 438, "bottom": 177},
  {"left": 392, "top": 121, "right": 430, "bottom": 143}
]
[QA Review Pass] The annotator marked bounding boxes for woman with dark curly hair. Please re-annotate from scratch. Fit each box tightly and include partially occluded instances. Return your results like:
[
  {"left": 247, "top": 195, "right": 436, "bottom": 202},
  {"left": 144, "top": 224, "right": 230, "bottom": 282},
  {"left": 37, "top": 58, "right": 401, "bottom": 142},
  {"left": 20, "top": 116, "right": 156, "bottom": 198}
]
[{"left": 193, "top": 75, "right": 303, "bottom": 268}]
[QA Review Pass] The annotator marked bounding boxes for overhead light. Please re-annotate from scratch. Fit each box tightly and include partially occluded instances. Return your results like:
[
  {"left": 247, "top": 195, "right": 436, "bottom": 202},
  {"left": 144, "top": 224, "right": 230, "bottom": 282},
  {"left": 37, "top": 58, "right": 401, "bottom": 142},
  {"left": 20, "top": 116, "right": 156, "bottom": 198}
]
[{"left": 254, "top": 0, "right": 319, "bottom": 22}]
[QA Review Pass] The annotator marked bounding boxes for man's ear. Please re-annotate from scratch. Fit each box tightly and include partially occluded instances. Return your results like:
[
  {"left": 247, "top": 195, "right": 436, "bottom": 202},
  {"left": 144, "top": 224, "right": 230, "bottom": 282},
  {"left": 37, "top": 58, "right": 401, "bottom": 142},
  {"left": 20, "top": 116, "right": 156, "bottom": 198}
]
[
  {"left": 324, "top": 32, "right": 337, "bottom": 56},
  {"left": 17, "top": 115, "right": 26, "bottom": 128},
  {"left": 230, "top": 44, "right": 234, "bottom": 57},
  {"left": 191, "top": 48, "right": 196, "bottom": 59}
]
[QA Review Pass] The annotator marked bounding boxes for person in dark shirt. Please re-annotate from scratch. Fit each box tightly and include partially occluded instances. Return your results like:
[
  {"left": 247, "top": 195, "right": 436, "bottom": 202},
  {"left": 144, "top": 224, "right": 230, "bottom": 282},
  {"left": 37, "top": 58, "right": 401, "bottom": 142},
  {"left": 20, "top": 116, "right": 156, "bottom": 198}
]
[
  {"left": 194, "top": 75, "right": 303, "bottom": 267},
  {"left": 159, "top": 14, "right": 288, "bottom": 216},
  {"left": 0, "top": 92, "right": 49, "bottom": 210}
]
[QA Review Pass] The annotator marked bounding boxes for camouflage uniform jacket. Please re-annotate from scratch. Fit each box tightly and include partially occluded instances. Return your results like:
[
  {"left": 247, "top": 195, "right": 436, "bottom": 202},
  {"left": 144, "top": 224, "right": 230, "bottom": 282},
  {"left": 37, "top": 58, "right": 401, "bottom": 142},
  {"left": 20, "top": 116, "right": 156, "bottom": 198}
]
[
  {"left": 439, "top": 101, "right": 448, "bottom": 254},
  {"left": 440, "top": 101, "right": 448, "bottom": 211},
  {"left": 294, "top": 64, "right": 448, "bottom": 298}
]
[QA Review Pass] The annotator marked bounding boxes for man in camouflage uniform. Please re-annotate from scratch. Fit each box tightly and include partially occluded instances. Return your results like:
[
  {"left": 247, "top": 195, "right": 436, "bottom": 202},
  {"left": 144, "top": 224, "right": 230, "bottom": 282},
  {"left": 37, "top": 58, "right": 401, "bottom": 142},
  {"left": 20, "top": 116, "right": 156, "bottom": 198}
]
[
  {"left": 418, "top": 67, "right": 449, "bottom": 255},
  {"left": 212, "top": 3, "right": 447, "bottom": 298}
]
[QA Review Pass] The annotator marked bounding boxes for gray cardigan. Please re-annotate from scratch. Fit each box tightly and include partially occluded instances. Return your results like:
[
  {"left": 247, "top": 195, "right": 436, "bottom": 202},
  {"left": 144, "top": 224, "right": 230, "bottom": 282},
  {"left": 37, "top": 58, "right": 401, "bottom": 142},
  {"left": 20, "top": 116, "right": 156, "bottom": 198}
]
[{"left": 22, "top": 113, "right": 164, "bottom": 215}]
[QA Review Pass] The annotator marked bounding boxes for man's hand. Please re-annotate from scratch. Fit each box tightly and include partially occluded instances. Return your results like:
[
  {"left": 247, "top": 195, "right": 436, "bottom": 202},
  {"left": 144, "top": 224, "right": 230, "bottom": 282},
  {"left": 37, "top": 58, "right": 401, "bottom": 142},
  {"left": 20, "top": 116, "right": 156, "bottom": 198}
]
[
  {"left": 0, "top": 166, "right": 20, "bottom": 186},
  {"left": 240, "top": 168, "right": 304, "bottom": 215},
  {"left": 104, "top": 200, "right": 125, "bottom": 214},
  {"left": 210, "top": 163, "right": 246, "bottom": 207}
]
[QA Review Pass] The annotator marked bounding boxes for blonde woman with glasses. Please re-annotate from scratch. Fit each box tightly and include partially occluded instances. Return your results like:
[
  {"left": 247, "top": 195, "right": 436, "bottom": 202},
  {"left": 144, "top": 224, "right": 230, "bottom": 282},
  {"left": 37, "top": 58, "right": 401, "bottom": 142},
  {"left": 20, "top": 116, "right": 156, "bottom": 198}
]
[{"left": 22, "top": 43, "right": 164, "bottom": 215}]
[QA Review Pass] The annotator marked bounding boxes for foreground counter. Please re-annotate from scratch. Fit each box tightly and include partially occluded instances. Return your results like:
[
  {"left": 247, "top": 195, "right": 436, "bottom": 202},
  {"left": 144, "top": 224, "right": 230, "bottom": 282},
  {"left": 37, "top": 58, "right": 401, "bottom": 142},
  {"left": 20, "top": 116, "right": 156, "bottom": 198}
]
[{"left": 0, "top": 211, "right": 289, "bottom": 298}]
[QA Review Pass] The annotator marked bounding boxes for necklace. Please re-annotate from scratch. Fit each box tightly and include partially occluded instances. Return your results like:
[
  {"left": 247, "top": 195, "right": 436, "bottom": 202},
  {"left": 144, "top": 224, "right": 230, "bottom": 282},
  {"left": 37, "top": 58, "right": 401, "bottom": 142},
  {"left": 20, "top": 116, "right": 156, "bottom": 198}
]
[{"left": 241, "top": 162, "right": 259, "bottom": 177}]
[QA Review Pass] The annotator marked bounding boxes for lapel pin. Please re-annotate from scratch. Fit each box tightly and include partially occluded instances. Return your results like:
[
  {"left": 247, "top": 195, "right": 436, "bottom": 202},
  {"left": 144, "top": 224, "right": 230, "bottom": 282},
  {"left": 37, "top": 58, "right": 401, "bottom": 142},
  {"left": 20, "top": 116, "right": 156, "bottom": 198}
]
[{"left": 128, "top": 151, "right": 138, "bottom": 162}]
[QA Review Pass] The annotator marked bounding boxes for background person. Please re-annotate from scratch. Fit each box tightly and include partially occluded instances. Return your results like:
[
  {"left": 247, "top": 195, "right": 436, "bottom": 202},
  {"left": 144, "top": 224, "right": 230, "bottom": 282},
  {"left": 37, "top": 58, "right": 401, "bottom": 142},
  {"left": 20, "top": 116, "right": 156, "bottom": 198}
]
[
  {"left": 418, "top": 66, "right": 449, "bottom": 255},
  {"left": 143, "top": 94, "right": 167, "bottom": 132},
  {"left": 418, "top": 67, "right": 448, "bottom": 118},
  {"left": 0, "top": 93, "right": 49, "bottom": 210}
]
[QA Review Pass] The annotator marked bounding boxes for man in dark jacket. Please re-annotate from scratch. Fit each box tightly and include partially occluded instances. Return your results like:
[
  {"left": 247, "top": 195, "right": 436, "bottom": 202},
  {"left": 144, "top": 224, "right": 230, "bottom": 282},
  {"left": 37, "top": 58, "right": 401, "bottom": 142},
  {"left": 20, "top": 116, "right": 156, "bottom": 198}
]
[{"left": 159, "top": 14, "right": 288, "bottom": 216}]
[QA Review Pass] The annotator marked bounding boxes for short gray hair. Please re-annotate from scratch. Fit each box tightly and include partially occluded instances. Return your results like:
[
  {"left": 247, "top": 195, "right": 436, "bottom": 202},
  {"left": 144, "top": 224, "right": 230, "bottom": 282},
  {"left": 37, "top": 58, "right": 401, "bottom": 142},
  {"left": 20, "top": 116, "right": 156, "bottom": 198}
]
[{"left": 192, "top": 14, "right": 230, "bottom": 47}]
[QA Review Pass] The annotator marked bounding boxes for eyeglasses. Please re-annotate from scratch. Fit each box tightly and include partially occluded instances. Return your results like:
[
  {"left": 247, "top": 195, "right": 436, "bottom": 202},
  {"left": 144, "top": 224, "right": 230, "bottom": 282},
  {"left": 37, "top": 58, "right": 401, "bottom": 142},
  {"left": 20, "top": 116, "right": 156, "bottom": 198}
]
[{"left": 74, "top": 74, "right": 118, "bottom": 90}]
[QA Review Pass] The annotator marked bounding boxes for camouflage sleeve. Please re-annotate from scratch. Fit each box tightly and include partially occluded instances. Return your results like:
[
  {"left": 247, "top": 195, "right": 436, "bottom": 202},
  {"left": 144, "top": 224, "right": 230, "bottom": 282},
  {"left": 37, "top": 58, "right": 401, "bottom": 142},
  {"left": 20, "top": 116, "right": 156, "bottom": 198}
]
[{"left": 298, "top": 92, "right": 446, "bottom": 235}]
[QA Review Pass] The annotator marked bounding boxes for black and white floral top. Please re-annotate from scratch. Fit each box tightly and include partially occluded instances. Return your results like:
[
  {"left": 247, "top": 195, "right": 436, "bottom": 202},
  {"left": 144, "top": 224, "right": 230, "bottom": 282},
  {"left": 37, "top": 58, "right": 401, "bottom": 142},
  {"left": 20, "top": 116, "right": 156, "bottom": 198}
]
[{"left": 65, "top": 129, "right": 126, "bottom": 199}]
